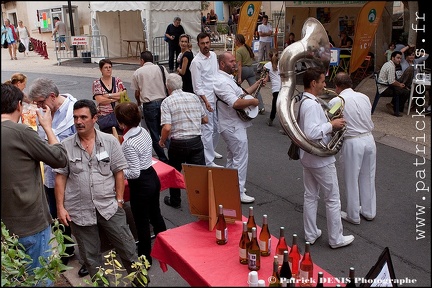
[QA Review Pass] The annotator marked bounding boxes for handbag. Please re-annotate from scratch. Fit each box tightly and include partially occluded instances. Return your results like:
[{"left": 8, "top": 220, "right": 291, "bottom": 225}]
[
  {"left": 97, "top": 112, "right": 119, "bottom": 133},
  {"left": 18, "top": 41, "right": 25, "bottom": 53},
  {"left": 119, "top": 90, "right": 130, "bottom": 103},
  {"left": 2, "top": 40, "right": 8, "bottom": 49}
]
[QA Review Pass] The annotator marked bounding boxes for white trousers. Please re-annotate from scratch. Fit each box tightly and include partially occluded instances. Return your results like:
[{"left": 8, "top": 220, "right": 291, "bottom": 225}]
[
  {"left": 201, "top": 110, "right": 220, "bottom": 165},
  {"left": 220, "top": 126, "right": 248, "bottom": 194},
  {"left": 340, "top": 134, "right": 377, "bottom": 221},
  {"left": 303, "top": 163, "right": 344, "bottom": 246}
]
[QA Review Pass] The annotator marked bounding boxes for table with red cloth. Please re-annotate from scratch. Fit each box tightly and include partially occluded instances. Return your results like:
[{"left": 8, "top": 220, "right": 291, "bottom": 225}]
[
  {"left": 124, "top": 158, "right": 185, "bottom": 202},
  {"left": 151, "top": 217, "right": 339, "bottom": 287}
]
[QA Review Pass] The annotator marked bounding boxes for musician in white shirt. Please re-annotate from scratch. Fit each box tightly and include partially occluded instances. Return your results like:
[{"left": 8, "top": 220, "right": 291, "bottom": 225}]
[
  {"left": 329, "top": 72, "right": 376, "bottom": 224},
  {"left": 298, "top": 67, "right": 354, "bottom": 249},
  {"left": 213, "top": 52, "right": 264, "bottom": 204}
]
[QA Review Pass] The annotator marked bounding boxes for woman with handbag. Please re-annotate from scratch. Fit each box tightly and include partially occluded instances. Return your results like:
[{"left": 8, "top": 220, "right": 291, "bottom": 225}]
[
  {"left": 17, "top": 20, "right": 30, "bottom": 56},
  {"left": 92, "top": 58, "right": 127, "bottom": 134}
]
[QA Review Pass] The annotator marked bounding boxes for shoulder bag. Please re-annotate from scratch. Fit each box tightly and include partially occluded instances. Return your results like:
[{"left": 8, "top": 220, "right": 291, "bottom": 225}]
[
  {"left": 158, "top": 65, "right": 169, "bottom": 96},
  {"left": 287, "top": 98, "right": 305, "bottom": 160}
]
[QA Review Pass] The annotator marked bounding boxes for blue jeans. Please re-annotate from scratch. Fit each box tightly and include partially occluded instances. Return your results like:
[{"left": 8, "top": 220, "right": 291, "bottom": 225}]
[
  {"left": 142, "top": 100, "right": 169, "bottom": 162},
  {"left": 18, "top": 225, "right": 53, "bottom": 287}
]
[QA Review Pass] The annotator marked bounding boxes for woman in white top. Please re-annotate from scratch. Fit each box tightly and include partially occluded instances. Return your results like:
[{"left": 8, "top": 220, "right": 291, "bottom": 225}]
[
  {"left": 264, "top": 49, "right": 282, "bottom": 126},
  {"left": 17, "top": 20, "right": 30, "bottom": 56}
]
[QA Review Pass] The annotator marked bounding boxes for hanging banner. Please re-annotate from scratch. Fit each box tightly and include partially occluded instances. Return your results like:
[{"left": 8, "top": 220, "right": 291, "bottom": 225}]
[
  {"left": 349, "top": 1, "right": 386, "bottom": 74},
  {"left": 237, "top": 1, "right": 262, "bottom": 47}
]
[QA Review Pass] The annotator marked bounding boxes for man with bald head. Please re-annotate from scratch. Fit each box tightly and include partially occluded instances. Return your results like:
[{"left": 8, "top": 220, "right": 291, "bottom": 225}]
[{"left": 213, "top": 51, "right": 264, "bottom": 204}]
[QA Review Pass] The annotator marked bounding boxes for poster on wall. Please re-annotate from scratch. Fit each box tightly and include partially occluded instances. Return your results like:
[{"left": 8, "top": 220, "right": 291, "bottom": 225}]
[{"left": 338, "top": 16, "right": 355, "bottom": 35}]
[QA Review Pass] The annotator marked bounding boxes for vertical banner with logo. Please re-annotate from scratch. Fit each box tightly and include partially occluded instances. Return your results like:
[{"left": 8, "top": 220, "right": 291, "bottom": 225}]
[
  {"left": 237, "top": 1, "right": 262, "bottom": 47},
  {"left": 349, "top": 1, "right": 386, "bottom": 74}
]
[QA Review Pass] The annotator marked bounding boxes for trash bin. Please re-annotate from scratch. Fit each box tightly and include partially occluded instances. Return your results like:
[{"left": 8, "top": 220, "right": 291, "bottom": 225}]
[{"left": 82, "top": 52, "right": 91, "bottom": 63}]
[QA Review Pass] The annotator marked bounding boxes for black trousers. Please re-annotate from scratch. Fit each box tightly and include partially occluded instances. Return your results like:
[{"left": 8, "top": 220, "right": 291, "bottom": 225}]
[
  {"left": 168, "top": 136, "right": 206, "bottom": 205},
  {"left": 168, "top": 43, "right": 181, "bottom": 71},
  {"left": 381, "top": 86, "right": 409, "bottom": 114},
  {"left": 128, "top": 166, "right": 167, "bottom": 264}
]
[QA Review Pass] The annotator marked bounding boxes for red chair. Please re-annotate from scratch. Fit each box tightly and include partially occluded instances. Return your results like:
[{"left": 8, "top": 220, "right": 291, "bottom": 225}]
[{"left": 353, "top": 55, "right": 372, "bottom": 81}]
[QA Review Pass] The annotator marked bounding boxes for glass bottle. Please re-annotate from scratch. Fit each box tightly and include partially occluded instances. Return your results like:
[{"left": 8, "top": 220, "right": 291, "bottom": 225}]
[
  {"left": 259, "top": 214, "right": 271, "bottom": 256},
  {"left": 299, "top": 242, "right": 314, "bottom": 287},
  {"left": 239, "top": 221, "right": 251, "bottom": 264},
  {"left": 280, "top": 250, "right": 292, "bottom": 284},
  {"left": 275, "top": 227, "right": 288, "bottom": 268},
  {"left": 315, "top": 271, "right": 324, "bottom": 288},
  {"left": 288, "top": 233, "right": 301, "bottom": 279},
  {"left": 215, "top": 204, "right": 227, "bottom": 245},
  {"left": 247, "top": 206, "right": 257, "bottom": 240},
  {"left": 269, "top": 255, "right": 281, "bottom": 287},
  {"left": 248, "top": 227, "right": 261, "bottom": 271},
  {"left": 346, "top": 267, "right": 356, "bottom": 287}
]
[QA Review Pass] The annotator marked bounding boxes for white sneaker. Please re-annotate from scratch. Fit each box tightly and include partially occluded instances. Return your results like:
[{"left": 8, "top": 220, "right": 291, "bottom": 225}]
[
  {"left": 330, "top": 235, "right": 355, "bottom": 249},
  {"left": 240, "top": 193, "right": 255, "bottom": 203},
  {"left": 307, "top": 229, "right": 322, "bottom": 245},
  {"left": 214, "top": 151, "right": 223, "bottom": 159},
  {"left": 341, "top": 211, "right": 360, "bottom": 225},
  {"left": 208, "top": 162, "right": 224, "bottom": 168}
]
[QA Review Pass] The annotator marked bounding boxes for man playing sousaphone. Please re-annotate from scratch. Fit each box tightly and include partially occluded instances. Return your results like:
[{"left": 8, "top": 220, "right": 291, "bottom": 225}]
[
  {"left": 298, "top": 67, "right": 354, "bottom": 249},
  {"left": 213, "top": 51, "right": 266, "bottom": 204}
]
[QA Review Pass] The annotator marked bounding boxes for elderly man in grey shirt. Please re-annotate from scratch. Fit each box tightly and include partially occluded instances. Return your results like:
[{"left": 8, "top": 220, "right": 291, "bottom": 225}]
[{"left": 54, "top": 99, "right": 140, "bottom": 283}]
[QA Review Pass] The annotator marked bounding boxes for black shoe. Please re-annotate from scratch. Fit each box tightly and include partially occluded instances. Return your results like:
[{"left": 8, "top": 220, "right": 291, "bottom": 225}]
[
  {"left": 78, "top": 264, "right": 89, "bottom": 277},
  {"left": 164, "top": 196, "right": 181, "bottom": 209}
]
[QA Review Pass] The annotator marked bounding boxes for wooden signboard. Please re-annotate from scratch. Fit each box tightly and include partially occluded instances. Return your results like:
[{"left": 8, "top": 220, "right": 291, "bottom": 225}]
[{"left": 182, "top": 164, "right": 242, "bottom": 231}]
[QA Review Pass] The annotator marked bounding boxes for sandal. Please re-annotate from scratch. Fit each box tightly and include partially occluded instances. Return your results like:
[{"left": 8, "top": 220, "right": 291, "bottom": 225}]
[
  {"left": 11, "top": 57, "right": 14, "bottom": 60},
  {"left": 14, "top": 57, "right": 18, "bottom": 60}
]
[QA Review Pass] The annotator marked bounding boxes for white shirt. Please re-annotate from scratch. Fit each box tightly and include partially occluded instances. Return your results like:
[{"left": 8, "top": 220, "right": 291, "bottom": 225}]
[
  {"left": 190, "top": 50, "right": 218, "bottom": 106},
  {"left": 328, "top": 88, "right": 374, "bottom": 137},
  {"left": 264, "top": 62, "right": 281, "bottom": 93},
  {"left": 299, "top": 92, "right": 335, "bottom": 168},
  {"left": 258, "top": 23, "right": 273, "bottom": 43},
  {"left": 214, "top": 70, "right": 252, "bottom": 132}
]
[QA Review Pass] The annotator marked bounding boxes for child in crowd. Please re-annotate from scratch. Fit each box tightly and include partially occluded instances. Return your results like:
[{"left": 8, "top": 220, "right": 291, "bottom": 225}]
[{"left": 384, "top": 42, "right": 395, "bottom": 61}]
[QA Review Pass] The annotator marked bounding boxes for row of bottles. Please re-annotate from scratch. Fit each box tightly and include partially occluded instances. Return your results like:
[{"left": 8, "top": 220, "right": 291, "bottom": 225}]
[{"left": 217, "top": 205, "right": 357, "bottom": 287}]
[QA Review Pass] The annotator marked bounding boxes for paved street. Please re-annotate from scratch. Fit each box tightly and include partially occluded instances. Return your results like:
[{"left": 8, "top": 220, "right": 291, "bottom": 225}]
[{"left": 2, "top": 48, "right": 430, "bottom": 287}]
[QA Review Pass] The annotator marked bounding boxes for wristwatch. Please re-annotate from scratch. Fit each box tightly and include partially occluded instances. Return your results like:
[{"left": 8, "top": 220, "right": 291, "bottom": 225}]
[{"left": 117, "top": 199, "right": 125, "bottom": 204}]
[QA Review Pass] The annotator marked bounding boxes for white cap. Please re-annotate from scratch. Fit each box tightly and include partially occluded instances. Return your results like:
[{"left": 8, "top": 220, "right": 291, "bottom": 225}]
[
  {"left": 248, "top": 271, "right": 259, "bottom": 287},
  {"left": 258, "top": 279, "right": 266, "bottom": 287}
]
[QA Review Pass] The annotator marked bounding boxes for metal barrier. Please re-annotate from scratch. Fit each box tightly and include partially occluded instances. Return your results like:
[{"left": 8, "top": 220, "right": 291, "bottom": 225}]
[
  {"left": 152, "top": 36, "right": 169, "bottom": 64},
  {"left": 54, "top": 35, "right": 109, "bottom": 66}
]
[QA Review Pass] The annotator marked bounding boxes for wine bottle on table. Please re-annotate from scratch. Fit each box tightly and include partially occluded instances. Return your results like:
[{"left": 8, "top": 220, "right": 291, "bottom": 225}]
[
  {"left": 248, "top": 227, "right": 261, "bottom": 271},
  {"left": 346, "top": 267, "right": 356, "bottom": 287},
  {"left": 259, "top": 214, "right": 271, "bottom": 256},
  {"left": 269, "top": 255, "right": 281, "bottom": 287},
  {"left": 280, "top": 250, "right": 292, "bottom": 286},
  {"left": 247, "top": 206, "right": 257, "bottom": 240},
  {"left": 275, "top": 227, "right": 288, "bottom": 268},
  {"left": 215, "top": 204, "right": 227, "bottom": 245},
  {"left": 239, "top": 221, "right": 251, "bottom": 264},
  {"left": 299, "top": 242, "right": 313, "bottom": 287},
  {"left": 288, "top": 233, "right": 301, "bottom": 279},
  {"left": 315, "top": 271, "right": 324, "bottom": 288}
]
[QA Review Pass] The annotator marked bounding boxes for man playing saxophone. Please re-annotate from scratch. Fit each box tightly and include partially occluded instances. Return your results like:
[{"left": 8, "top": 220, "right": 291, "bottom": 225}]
[
  {"left": 329, "top": 72, "right": 376, "bottom": 225},
  {"left": 299, "top": 67, "right": 354, "bottom": 249}
]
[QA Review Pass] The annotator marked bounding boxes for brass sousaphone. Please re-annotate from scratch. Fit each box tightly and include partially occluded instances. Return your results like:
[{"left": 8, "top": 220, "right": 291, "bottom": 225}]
[{"left": 277, "top": 17, "right": 345, "bottom": 157}]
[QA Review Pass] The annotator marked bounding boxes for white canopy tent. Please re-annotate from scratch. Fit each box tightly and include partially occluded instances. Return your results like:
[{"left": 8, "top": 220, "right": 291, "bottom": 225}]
[{"left": 89, "top": 1, "right": 201, "bottom": 60}]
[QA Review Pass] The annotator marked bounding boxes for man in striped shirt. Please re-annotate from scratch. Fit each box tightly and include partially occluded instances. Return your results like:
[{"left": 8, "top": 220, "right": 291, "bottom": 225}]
[{"left": 159, "top": 73, "right": 208, "bottom": 208}]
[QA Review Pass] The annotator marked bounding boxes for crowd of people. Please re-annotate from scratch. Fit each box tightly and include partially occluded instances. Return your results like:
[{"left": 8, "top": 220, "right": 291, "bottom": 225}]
[{"left": 2, "top": 10, "right": 431, "bottom": 286}]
